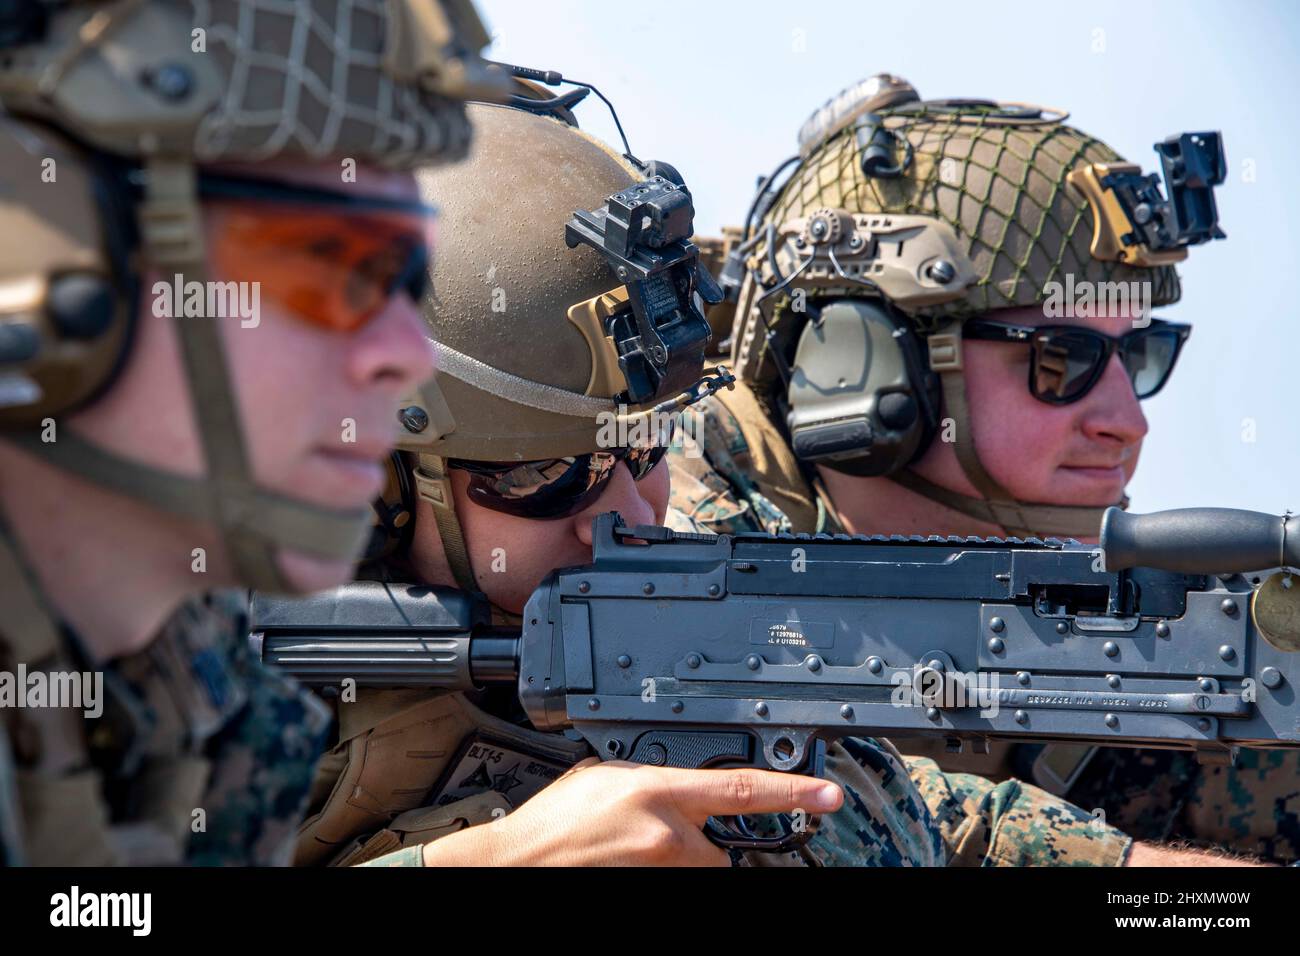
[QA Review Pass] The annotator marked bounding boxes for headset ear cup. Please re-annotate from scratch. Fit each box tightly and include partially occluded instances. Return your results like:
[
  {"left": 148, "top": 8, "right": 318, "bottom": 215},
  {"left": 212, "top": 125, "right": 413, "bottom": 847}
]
[
  {"left": 0, "top": 122, "right": 138, "bottom": 426},
  {"left": 784, "top": 299, "right": 939, "bottom": 477}
]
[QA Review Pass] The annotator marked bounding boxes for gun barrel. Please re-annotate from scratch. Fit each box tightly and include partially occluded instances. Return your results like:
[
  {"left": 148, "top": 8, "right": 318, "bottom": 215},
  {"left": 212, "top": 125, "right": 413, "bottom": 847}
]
[
  {"left": 249, "top": 584, "right": 520, "bottom": 690},
  {"left": 257, "top": 632, "right": 520, "bottom": 690},
  {"left": 1101, "top": 506, "right": 1300, "bottom": 573}
]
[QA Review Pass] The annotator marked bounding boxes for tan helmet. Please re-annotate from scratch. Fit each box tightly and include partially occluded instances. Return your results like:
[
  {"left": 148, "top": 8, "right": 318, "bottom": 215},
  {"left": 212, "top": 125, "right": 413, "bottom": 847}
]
[
  {"left": 727, "top": 75, "right": 1224, "bottom": 538},
  {"left": 0, "top": 0, "right": 503, "bottom": 593},
  {"left": 379, "top": 96, "right": 724, "bottom": 588}
]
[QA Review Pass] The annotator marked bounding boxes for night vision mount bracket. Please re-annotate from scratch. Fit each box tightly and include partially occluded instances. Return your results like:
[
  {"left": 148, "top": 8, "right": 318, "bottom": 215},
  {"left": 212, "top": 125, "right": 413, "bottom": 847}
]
[
  {"left": 566, "top": 175, "right": 723, "bottom": 405},
  {"left": 1067, "top": 131, "right": 1227, "bottom": 268}
]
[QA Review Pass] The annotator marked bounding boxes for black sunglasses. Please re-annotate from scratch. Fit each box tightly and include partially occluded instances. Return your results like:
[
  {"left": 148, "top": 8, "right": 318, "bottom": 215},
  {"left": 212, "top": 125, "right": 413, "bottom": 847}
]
[
  {"left": 448, "top": 423, "right": 674, "bottom": 520},
  {"left": 960, "top": 317, "right": 1191, "bottom": 405}
]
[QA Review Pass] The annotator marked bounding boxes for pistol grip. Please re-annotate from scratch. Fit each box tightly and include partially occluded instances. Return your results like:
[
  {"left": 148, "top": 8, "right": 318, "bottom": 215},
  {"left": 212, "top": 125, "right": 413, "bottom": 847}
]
[{"left": 624, "top": 729, "right": 754, "bottom": 769}]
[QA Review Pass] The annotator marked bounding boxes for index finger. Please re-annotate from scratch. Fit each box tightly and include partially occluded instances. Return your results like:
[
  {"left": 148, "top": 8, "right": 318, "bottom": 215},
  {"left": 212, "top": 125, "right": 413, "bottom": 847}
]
[{"left": 662, "top": 766, "right": 843, "bottom": 822}]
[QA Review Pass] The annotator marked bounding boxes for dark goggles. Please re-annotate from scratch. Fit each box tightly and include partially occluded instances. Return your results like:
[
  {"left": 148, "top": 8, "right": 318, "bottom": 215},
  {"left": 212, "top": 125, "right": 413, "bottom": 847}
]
[
  {"left": 448, "top": 422, "right": 674, "bottom": 520},
  {"left": 961, "top": 317, "right": 1191, "bottom": 405}
]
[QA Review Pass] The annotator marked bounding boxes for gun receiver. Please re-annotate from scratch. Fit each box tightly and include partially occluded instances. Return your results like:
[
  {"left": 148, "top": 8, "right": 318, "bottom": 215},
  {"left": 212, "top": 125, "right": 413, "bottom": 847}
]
[{"left": 251, "top": 507, "right": 1299, "bottom": 852}]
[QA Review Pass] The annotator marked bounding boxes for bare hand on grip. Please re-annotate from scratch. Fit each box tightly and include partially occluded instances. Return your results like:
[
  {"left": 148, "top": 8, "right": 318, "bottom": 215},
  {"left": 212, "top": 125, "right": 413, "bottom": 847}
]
[{"left": 421, "top": 758, "right": 843, "bottom": 866}]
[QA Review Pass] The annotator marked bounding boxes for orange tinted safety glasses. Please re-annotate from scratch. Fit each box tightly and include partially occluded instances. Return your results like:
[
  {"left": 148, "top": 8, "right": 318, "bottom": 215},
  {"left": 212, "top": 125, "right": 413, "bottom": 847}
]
[{"left": 198, "top": 172, "right": 437, "bottom": 332}]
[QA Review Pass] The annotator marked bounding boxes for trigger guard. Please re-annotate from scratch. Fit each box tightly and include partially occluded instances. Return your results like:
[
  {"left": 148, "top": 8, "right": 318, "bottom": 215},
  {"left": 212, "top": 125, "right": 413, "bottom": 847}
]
[
  {"left": 702, "top": 739, "right": 829, "bottom": 853},
  {"left": 704, "top": 812, "right": 822, "bottom": 853}
]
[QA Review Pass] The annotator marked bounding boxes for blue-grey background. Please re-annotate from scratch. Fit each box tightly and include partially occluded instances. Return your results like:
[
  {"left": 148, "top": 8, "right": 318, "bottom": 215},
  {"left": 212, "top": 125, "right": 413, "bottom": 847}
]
[{"left": 477, "top": 0, "right": 1298, "bottom": 514}]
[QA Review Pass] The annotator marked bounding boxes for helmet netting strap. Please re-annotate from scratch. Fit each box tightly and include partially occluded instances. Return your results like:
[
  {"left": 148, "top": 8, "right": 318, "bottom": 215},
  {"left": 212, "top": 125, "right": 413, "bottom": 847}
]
[
  {"left": 889, "top": 468, "right": 1112, "bottom": 539},
  {"left": 5, "top": 429, "right": 372, "bottom": 563},
  {"left": 138, "top": 157, "right": 288, "bottom": 590},
  {"left": 0, "top": 518, "right": 63, "bottom": 667}
]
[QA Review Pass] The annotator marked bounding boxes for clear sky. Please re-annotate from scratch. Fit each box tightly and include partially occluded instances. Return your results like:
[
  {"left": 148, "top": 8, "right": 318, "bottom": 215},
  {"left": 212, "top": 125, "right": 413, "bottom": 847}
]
[{"left": 476, "top": 0, "right": 1299, "bottom": 515}]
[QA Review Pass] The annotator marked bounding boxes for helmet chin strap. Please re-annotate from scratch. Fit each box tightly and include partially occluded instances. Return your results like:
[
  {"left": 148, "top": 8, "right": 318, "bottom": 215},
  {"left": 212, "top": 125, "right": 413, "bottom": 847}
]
[
  {"left": 888, "top": 468, "right": 1124, "bottom": 540},
  {"left": 410, "top": 453, "right": 479, "bottom": 593},
  {"left": 901, "top": 318, "right": 1124, "bottom": 540},
  {"left": 9, "top": 158, "right": 371, "bottom": 593}
]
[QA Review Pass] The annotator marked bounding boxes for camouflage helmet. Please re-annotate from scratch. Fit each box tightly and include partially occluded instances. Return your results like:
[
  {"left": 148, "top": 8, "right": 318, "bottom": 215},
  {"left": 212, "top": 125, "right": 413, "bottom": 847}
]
[
  {"left": 727, "top": 76, "right": 1220, "bottom": 538},
  {"left": 403, "top": 101, "right": 652, "bottom": 462},
  {"left": 0, "top": 0, "right": 500, "bottom": 593},
  {"left": 733, "top": 82, "right": 1184, "bottom": 387},
  {"left": 385, "top": 97, "right": 722, "bottom": 588}
]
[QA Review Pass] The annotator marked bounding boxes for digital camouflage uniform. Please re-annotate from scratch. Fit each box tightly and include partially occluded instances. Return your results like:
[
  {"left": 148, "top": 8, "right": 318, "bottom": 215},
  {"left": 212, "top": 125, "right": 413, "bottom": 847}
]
[
  {"left": 0, "top": 591, "right": 331, "bottom": 866},
  {"left": 181, "top": 597, "right": 335, "bottom": 866},
  {"left": 1054, "top": 745, "right": 1300, "bottom": 863},
  {"left": 664, "top": 387, "right": 1133, "bottom": 866}
]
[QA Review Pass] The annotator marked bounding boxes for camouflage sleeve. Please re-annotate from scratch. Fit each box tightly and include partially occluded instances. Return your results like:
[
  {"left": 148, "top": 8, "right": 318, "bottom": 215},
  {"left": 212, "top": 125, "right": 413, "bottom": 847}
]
[
  {"left": 1179, "top": 748, "right": 1300, "bottom": 863},
  {"left": 1065, "top": 746, "right": 1298, "bottom": 864},
  {"left": 668, "top": 395, "right": 795, "bottom": 535},
  {"left": 359, "top": 845, "right": 425, "bottom": 866},
  {"left": 904, "top": 755, "right": 1133, "bottom": 866},
  {"left": 186, "top": 595, "right": 334, "bottom": 866},
  {"left": 1057, "top": 747, "right": 1197, "bottom": 847}
]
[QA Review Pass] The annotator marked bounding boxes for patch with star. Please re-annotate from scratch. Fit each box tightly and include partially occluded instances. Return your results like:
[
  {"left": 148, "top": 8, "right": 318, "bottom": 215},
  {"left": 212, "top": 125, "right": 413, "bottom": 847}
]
[{"left": 427, "top": 734, "right": 578, "bottom": 811}]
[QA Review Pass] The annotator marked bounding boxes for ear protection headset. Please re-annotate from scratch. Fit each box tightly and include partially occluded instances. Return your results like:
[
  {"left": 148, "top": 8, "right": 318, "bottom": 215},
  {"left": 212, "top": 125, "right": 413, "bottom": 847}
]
[
  {"left": 783, "top": 295, "right": 942, "bottom": 477},
  {"left": 0, "top": 120, "right": 141, "bottom": 426},
  {"left": 736, "top": 204, "right": 977, "bottom": 482}
]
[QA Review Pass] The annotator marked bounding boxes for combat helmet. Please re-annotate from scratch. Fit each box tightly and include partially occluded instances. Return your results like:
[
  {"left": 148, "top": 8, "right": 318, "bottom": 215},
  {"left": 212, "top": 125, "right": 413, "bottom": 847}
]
[
  {"left": 375, "top": 76, "right": 727, "bottom": 589},
  {"left": 0, "top": 0, "right": 501, "bottom": 593},
  {"left": 725, "top": 74, "right": 1225, "bottom": 537}
]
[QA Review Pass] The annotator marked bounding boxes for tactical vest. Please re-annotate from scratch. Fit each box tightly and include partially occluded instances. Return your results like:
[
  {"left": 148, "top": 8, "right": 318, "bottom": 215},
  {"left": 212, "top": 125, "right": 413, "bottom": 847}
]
[
  {"left": 675, "top": 380, "right": 841, "bottom": 536},
  {"left": 0, "top": 527, "right": 329, "bottom": 865},
  {"left": 294, "top": 603, "right": 591, "bottom": 867}
]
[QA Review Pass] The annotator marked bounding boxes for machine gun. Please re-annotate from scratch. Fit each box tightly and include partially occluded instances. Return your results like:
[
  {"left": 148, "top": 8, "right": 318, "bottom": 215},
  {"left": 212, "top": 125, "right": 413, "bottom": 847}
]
[{"left": 250, "top": 507, "right": 1299, "bottom": 851}]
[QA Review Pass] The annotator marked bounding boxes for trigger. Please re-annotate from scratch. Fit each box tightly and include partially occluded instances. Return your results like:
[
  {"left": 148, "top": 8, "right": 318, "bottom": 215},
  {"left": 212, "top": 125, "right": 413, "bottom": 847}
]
[{"left": 808, "top": 738, "right": 827, "bottom": 778}]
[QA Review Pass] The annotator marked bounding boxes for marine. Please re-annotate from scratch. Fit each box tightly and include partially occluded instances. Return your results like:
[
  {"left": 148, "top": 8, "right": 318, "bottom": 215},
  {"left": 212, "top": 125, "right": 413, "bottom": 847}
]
[
  {"left": 281, "top": 81, "right": 1181, "bottom": 868},
  {"left": 669, "top": 74, "right": 1261, "bottom": 865},
  {"left": 288, "top": 88, "right": 945, "bottom": 867},
  {"left": 0, "top": 0, "right": 496, "bottom": 865}
]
